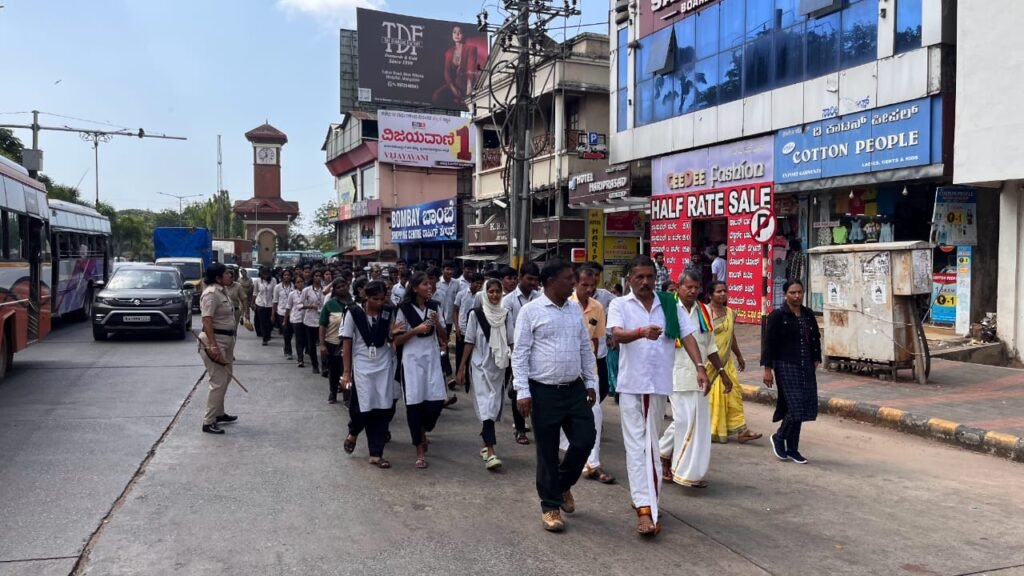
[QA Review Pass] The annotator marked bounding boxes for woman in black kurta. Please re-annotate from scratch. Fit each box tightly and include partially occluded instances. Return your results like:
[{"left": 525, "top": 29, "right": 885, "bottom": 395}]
[{"left": 761, "top": 279, "right": 822, "bottom": 465}]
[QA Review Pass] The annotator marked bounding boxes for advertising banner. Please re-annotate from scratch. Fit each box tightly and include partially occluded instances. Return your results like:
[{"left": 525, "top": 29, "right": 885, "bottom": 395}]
[
  {"left": 605, "top": 210, "right": 645, "bottom": 236},
  {"left": 377, "top": 110, "right": 475, "bottom": 169},
  {"left": 931, "top": 272, "right": 957, "bottom": 325},
  {"left": 933, "top": 187, "right": 977, "bottom": 247},
  {"left": 604, "top": 237, "right": 639, "bottom": 263},
  {"left": 652, "top": 135, "right": 774, "bottom": 196},
  {"left": 390, "top": 197, "right": 458, "bottom": 243},
  {"left": 956, "top": 246, "right": 972, "bottom": 335},
  {"left": 356, "top": 9, "right": 488, "bottom": 112},
  {"left": 587, "top": 210, "right": 604, "bottom": 264},
  {"left": 569, "top": 164, "right": 631, "bottom": 205},
  {"left": 775, "top": 97, "right": 937, "bottom": 184}
]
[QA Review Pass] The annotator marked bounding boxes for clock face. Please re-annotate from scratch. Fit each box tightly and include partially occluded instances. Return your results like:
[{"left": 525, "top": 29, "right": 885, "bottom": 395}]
[{"left": 256, "top": 146, "right": 278, "bottom": 165}]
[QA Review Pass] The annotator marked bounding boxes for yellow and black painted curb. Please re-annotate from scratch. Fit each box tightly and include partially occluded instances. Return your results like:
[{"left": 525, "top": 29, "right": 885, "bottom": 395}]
[{"left": 740, "top": 384, "right": 1024, "bottom": 464}]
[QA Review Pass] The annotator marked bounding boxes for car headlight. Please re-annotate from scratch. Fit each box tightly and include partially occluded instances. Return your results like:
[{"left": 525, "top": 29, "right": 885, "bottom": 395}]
[
  {"left": 164, "top": 297, "right": 184, "bottom": 305},
  {"left": 96, "top": 296, "right": 113, "bottom": 305}
]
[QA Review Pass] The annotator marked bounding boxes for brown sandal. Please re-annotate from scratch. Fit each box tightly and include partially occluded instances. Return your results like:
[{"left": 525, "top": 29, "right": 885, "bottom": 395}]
[
  {"left": 635, "top": 506, "right": 661, "bottom": 536},
  {"left": 660, "top": 457, "right": 673, "bottom": 481},
  {"left": 584, "top": 466, "right": 616, "bottom": 484},
  {"left": 737, "top": 430, "right": 764, "bottom": 444}
]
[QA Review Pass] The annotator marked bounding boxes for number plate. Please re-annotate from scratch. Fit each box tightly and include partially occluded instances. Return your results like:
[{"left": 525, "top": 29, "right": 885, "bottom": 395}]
[{"left": 122, "top": 315, "right": 150, "bottom": 323}]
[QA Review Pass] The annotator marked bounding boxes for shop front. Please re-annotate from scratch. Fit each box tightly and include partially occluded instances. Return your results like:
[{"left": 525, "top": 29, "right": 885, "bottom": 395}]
[
  {"left": 770, "top": 95, "right": 996, "bottom": 331},
  {"left": 649, "top": 135, "right": 775, "bottom": 324},
  {"left": 390, "top": 196, "right": 461, "bottom": 263}
]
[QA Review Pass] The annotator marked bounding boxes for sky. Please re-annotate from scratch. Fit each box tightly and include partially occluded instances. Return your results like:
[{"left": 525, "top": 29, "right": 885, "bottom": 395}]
[{"left": 0, "top": 0, "right": 608, "bottom": 231}]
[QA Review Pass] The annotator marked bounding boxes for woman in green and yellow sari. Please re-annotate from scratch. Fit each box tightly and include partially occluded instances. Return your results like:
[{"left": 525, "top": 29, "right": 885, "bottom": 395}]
[{"left": 707, "top": 281, "right": 763, "bottom": 444}]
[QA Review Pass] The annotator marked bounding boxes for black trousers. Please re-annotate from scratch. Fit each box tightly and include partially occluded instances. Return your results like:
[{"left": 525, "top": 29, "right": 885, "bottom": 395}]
[
  {"left": 508, "top": 367, "right": 527, "bottom": 433},
  {"left": 406, "top": 400, "right": 445, "bottom": 446},
  {"left": 293, "top": 322, "right": 307, "bottom": 363},
  {"left": 778, "top": 419, "right": 803, "bottom": 452},
  {"left": 348, "top": 386, "right": 394, "bottom": 458},
  {"left": 597, "top": 358, "right": 610, "bottom": 403},
  {"left": 481, "top": 419, "right": 496, "bottom": 447},
  {"left": 441, "top": 324, "right": 454, "bottom": 378},
  {"left": 281, "top": 320, "right": 294, "bottom": 356},
  {"left": 326, "top": 342, "right": 342, "bottom": 401},
  {"left": 255, "top": 305, "right": 273, "bottom": 342},
  {"left": 529, "top": 380, "right": 596, "bottom": 512},
  {"left": 455, "top": 334, "right": 465, "bottom": 379},
  {"left": 303, "top": 325, "right": 320, "bottom": 371}
]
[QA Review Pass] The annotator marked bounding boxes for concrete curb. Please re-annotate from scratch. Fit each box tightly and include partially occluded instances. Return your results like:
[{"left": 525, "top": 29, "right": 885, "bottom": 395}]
[{"left": 740, "top": 384, "right": 1024, "bottom": 464}]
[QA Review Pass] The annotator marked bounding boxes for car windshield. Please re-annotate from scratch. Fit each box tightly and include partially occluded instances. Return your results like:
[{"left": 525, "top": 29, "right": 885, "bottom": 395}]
[
  {"left": 166, "top": 262, "right": 202, "bottom": 280},
  {"left": 108, "top": 270, "right": 181, "bottom": 290}
]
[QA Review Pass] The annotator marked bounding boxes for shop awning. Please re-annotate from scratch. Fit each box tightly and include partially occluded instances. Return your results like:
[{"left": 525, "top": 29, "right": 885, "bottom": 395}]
[
  {"left": 457, "top": 253, "right": 500, "bottom": 262},
  {"left": 343, "top": 249, "right": 379, "bottom": 258},
  {"left": 495, "top": 247, "right": 553, "bottom": 265},
  {"left": 322, "top": 250, "right": 343, "bottom": 259}
]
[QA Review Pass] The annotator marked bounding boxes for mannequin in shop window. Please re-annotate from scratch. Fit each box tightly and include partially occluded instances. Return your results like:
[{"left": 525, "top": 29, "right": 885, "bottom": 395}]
[
  {"left": 864, "top": 219, "right": 880, "bottom": 243},
  {"left": 879, "top": 220, "right": 894, "bottom": 243},
  {"left": 849, "top": 217, "right": 865, "bottom": 243},
  {"left": 832, "top": 223, "right": 849, "bottom": 245}
]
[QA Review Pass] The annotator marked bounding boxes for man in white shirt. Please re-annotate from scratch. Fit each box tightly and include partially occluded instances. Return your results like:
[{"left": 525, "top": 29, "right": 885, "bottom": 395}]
[
  {"left": 607, "top": 255, "right": 707, "bottom": 537},
  {"left": 711, "top": 245, "right": 728, "bottom": 283},
  {"left": 512, "top": 259, "right": 597, "bottom": 533},
  {"left": 435, "top": 261, "right": 459, "bottom": 385},
  {"left": 391, "top": 269, "right": 409, "bottom": 306},
  {"left": 252, "top": 268, "right": 277, "bottom": 346},
  {"left": 273, "top": 270, "right": 296, "bottom": 359},
  {"left": 658, "top": 271, "right": 731, "bottom": 489},
  {"left": 502, "top": 262, "right": 541, "bottom": 442}
]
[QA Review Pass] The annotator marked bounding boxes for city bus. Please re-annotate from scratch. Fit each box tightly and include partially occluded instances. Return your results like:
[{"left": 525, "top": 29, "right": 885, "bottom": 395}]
[
  {"left": 48, "top": 199, "right": 111, "bottom": 320},
  {"left": 0, "top": 155, "right": 52, "bottom": 379}
]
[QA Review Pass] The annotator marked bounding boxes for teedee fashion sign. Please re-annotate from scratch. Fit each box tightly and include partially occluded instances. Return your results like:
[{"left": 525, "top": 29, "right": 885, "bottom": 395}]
[
  {"left": 356, "top": 9, "right": 489, "bottom": 112},
  {"left": 377, "top": 110, "right": 475, "bottom": 169},
  {"left": 390, "top": 197, "right": 458, "bottom": 243}
]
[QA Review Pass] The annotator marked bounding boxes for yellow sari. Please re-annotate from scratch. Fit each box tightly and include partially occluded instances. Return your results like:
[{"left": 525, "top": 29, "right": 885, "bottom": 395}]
[{"left": 707, "top": 306, "right": 748, "bottom": 443}]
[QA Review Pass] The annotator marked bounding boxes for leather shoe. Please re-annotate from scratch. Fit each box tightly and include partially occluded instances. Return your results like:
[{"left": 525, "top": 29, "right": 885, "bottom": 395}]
[
  {"left": 542, "top": 510, "right": 565, "bottom": 532},
  {"left": 560, "top": 490, "right": 576, "bottom": 514},
  {"left": 202, "top": 423, "right": 225, "bottom": 434},
  {"left": 216, "top": 414, "right": 238, "bottom": 424}
]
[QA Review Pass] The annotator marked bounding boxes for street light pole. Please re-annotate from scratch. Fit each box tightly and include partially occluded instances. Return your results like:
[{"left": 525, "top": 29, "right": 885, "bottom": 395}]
[{"left": 158, "top": 192, "right": 202, "bottom": 226}]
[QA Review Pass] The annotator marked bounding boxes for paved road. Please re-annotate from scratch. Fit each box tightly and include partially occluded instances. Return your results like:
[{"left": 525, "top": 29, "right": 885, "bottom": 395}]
[{"left": 1, "top": 320, "right": 1022, "bottom": 576}]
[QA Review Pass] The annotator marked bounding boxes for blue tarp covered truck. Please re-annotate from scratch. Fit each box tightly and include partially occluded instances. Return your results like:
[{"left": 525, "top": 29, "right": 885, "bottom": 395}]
[{"left": 153, "top": 227, "right": 213, "bottom": 310}]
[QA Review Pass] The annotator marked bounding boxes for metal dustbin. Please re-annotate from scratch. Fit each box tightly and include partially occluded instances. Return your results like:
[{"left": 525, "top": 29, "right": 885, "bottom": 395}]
[{"left": 807, "top": 241, "right": 933, "bottom": 383}]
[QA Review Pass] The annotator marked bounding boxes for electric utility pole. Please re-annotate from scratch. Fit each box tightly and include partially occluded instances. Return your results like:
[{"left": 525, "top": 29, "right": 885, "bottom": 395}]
[
  {"left": 477, "top": 0, "right": 580, "bottom": 268},
  {"left": 0, "top": 110, "right": 186, "bottom": 206}
]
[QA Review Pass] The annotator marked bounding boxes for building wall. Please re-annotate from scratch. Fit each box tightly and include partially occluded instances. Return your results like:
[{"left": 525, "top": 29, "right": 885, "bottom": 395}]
[
  {"left": 378, "top": 164, "right": 459, "bottom": 209},
  {"left": 953, "top": 0, "right": 1024, "bottom": 184},
  {"left": 997, "top": 183, "right": 1024, "bottom": 360},
  {"left": 253, "top": 165, "right": 281, "bottom": 199}
]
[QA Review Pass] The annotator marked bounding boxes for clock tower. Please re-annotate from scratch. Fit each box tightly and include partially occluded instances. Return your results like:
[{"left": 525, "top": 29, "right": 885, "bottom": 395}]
[{"left": 233, "top": 122, "right": 300, "bottom": 266}]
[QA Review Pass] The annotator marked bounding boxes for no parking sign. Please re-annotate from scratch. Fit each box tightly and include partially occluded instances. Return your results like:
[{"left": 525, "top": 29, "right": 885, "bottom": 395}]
[{"left": 749, "top": 207, "right": 777, "bottom": 244}]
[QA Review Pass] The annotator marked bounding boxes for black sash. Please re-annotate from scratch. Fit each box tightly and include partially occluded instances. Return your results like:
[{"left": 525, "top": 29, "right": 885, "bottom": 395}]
[
  {"left": 348, "top": 305, "right": 392, "bottom": 348},
  {"left": 473, "top": 306, "right": 491, "bottom": 342},
  {"left": 399, "top": 301, "right": 439, "bottom": 338}
]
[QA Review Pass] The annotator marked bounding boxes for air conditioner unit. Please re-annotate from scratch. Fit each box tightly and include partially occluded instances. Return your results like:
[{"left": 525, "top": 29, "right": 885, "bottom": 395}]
[{"left": 799, "top": 0, "right": 842, "bottom": 17}]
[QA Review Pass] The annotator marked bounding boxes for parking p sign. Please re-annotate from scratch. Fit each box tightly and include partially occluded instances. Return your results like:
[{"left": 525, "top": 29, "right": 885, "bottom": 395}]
[{"left": 749, "top": 207, "right": 776, "bottom": 244}]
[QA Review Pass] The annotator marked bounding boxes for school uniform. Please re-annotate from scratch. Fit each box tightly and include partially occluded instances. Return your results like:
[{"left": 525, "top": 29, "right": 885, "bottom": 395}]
[{"left": 396, "top": 303, "right": 447, "bottom": 447}]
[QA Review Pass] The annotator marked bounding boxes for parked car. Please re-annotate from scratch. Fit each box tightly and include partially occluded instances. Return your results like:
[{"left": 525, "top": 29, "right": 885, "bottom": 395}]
[{"left": 92, "top": 265, "right": 194, "bottom": 341}]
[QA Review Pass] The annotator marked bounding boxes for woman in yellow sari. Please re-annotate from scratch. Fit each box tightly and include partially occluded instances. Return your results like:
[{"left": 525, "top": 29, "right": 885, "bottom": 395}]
[{"left": 707, "top": 281, "right": 762, "bottom": 444}]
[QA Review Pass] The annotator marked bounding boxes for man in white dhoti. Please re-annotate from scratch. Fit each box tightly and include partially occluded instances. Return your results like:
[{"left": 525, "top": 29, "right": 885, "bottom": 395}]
[
  {"left": 607, "top": 256, "right": 707, "bottom": 537},
  {"left": 658, "top": 271, "right": 732, "bottom": 488}
]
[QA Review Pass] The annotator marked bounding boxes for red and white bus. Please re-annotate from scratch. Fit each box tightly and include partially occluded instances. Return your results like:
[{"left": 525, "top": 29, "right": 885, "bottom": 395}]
[{"left": 0, "top": 155, "right": 52, "bottom": 378}]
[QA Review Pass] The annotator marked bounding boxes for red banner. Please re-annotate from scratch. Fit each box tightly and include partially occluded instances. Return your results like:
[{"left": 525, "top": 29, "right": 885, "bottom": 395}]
[{"left": 650, "top": 182, "right": 774, "bottom": 324}]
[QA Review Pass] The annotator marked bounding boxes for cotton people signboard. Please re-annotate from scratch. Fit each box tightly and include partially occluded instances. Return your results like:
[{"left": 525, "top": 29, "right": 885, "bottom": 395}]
[{"left": 390, "top": 197, "right": 458, "bottom": 243}]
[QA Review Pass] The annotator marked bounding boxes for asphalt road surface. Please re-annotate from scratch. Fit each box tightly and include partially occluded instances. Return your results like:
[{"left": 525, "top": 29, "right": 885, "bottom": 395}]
[{"left": 1, "top": 319, "right": 1022, "bottom": 576}]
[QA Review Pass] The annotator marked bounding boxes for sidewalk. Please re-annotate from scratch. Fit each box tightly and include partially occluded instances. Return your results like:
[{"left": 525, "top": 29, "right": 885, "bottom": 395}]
[{"left": 732, "top": 323, "right": 1024, "bottom": 462}]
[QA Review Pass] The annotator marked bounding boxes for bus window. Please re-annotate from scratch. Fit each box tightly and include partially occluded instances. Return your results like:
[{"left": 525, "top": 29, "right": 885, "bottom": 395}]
[
  {"left": 7, "top": 212, "right": 20, "bottom": 260},
  {"left": 1, "top": 209, "right": 7, "bottom": 259}
]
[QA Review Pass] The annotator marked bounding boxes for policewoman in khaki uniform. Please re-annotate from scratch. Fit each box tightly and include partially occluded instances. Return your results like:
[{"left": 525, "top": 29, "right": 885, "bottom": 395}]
[{"left": 199, "top": 263, "right": 239, "bottom": 435}]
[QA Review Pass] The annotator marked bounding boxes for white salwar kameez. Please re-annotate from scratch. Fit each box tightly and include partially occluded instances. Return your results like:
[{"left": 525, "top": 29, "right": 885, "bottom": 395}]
[
  {"left": 607, "top": 292, "right": 697, "bottom": 525},
  {"left": 465, "top": 312, "right": 513, "bottom": 422},
  {"left": 396, "top": 306, "right": 448, "bottom": 405},
  {"left": 658, "top": 302, "right": 718, "bottom": 486},
  {"left": 340, "top": 311, "right": 399, "bottom": 411}
]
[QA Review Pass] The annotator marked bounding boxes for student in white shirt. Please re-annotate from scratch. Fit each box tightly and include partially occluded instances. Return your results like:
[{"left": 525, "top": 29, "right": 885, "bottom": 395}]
[
  {"left": 284, "top": 275, "right": 308, "bottom": 367},
  {"left": 252, "top": 268, "right": 277, "bottom": 346},
  {"left": 300, "top": 270, "right": 325, "bottom": 374},
  {"left": 274, "top": 270, "right": 296, "bottom": 359}
]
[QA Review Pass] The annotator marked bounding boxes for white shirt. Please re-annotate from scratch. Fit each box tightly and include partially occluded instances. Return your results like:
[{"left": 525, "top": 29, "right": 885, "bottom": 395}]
[
  {"left": 435, "top": 277, "right": 457, "bottom": 323},
  {"left": 274, "top": 282, "right": 294, "bottom": 316},
  {"left": 301, "top": 286, "right": 325, "bottom": 327},
  {"left": 673, "top": 302, "right": 718, "bottom": 392},
  {"left": 391, "top": 283, "right": 406, "bottom": 306},
  {"left": 287, "top": 291, "right": 304, "bottom": 324},
  {"left": 607, "top": 292, "right": 697, "bottom": 396},
  {"left": 512, "top": 294, "right": 598, "bottom": 400},
  {"left": 711, "top": 257, "right": 728, "bottom": 283},
  {"left": 501, "top": 286, "right": 541, "bottom": 345},
  {"left": 457, "top": 289, "right": 479, "bottom": 333},
  {"left": 253, "top": 277, "right": 277, "bottom": 308}
]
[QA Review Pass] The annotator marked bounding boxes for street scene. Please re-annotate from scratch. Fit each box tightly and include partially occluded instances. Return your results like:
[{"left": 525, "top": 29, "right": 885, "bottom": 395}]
[{"left": 2, "top": 1, "right": 1024, "bottom": 575}]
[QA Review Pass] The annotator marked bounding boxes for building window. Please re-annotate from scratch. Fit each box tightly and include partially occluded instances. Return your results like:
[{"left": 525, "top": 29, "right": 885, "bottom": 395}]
[
  {"left": 775, "top": 22, "right": 805, "bottom": 86},
  {"left": 806, "top": 10, "right": 840, "bottom": 78},
  {"left": 691, "top": 56, "right": 718, "bottom": 112},
  {"left": 634, "top": 78, "right": 655, "bottom": 127},
  {"left": 717, "top": 48, "right": 743, "bottom": 105},
  {"left": 617, "top": 89, "right": 628, "bottom": 132},
  {"left": 694, "top": 3, "right": 720, "bottom": 61},
  {"left": 895, "top": 0, "right": 923, "bottom": 54},
  {"left": 719, "top": 0, "right": 745, "bottom": 50},
  {"left": 744, "top": 34, "right": 773, "bottom": 96},
  {"left": 616, "top": 27, "right": 628, "bottom": 133},
  {"left": 840, "top": 0, "right": 878, "bottom": 69}
]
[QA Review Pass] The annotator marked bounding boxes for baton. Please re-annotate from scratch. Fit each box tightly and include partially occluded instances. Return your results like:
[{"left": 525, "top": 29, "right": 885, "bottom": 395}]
[{"left": 191, "top": 329, "right": 250, "bottom": 393}]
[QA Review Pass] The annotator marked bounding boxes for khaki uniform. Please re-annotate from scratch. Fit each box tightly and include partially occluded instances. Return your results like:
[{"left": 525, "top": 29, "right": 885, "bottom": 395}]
[
  {"left": 224, "top": 282, "right": 248, "bottom": 326},
  {"left": 199, "top": 284, "right": 237, "bottom": 426}
]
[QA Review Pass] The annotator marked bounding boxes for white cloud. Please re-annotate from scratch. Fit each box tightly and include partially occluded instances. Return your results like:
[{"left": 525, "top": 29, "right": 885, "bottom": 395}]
[{"left": 276, "top": 0, "right": 386, "bottom": 27}]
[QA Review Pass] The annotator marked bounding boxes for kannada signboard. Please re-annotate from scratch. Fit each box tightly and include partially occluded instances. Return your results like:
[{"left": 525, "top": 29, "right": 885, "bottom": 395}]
[
  {"left": 377, "top": 110, "right": 475, "bottom": 168},
  {"left": 775, "top": 97, "right": 939, "bottom": 183},
  {"left": 356, "top": 9, "right": 489, "bottom": 112},
  {"left": 390, "top": 197, "right": 458, "bottom": 243}
]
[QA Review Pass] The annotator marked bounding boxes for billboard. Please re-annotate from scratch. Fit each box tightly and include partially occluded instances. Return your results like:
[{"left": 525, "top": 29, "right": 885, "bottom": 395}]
[
  {"left": 390, "top": 197, "right": 458, "bottom": 243},
  {"left": 377, "top": 110, "right": 475, "bottom": 168},
  {"left": 356, "top": 9, "right": 488, "bottom": 112}
]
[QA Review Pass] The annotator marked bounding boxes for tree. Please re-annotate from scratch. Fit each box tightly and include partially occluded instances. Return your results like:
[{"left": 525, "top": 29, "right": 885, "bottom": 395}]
[
  {"left": 310, "top": 200, "right": 338, "bottom": 252},
  {"left": 0, "top": 128, "right": 24, "bottom": 164}
]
